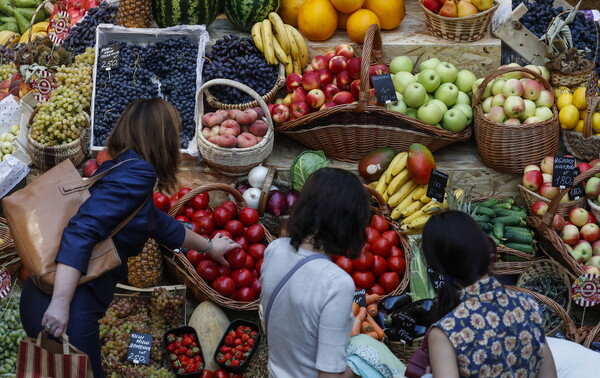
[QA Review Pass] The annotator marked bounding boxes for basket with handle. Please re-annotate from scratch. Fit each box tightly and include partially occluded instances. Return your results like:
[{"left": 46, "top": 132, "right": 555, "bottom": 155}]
[
  {"left": 419, "top": 0, "right": 499, "bottom": 43},
  {"left": 275, "top": 25, "right": 472, "bottom": 163},
  {"left": 544, "top": 11, "right": 599, "bottom": 88},
  {"left": 162, "top": 183, "right": 274, "bottom": 311},
  {"left": 197, "top": 79, "right": 275, "bottom": 176},
  {"left": 518, "top": 184, "right": 586, "bottom": 218},
  {"left": 472, "top": 66, "right": 560, "bottom": 173},
  {"left": 562, "top": 71, "right": 600, "bottom": 161},
  {"left": 584, "top": 322, "right": 600, "bottom": 348},
  {"left": 525, "top": 164, "right": 600, "bottom": 277}
]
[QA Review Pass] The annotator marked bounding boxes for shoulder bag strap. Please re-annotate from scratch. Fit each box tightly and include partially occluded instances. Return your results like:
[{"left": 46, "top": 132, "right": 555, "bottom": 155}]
[
  {"left": 264, "top": 253, "right": 329, "bottom": 331},
  {"left": 108, "top": 196, "right": 148, "bottom": 238},
  {"left": 59, "top": 158, "right": 139, "bottom": 195}
]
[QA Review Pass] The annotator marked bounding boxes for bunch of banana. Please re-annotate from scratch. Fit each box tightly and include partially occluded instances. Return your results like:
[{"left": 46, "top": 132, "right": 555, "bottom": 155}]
[
  {"left": 17, "top": 20, "right": 46, "bottom": 44},
  {"left": 398, "top": 189, "right": 464, "bottom": 234},
  {"left": 0, "top": 30, "right": 19, "bottom": 46},
  {"left": 251, "top": 12, "right": 308, "bottom": 75}
]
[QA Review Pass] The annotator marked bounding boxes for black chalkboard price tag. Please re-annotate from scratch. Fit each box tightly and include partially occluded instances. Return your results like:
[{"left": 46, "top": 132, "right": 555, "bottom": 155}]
[
  {"left": 569, "top": 167, "right": 585, "bottom": 200},
  {"left": 353, "top": 289, "right": 366, "bottom": 308},
  {"left": 552, "top": 156, "right": 576, "bottom": 189},
  {"left": 99, "top": 45, "right": 120, "bottom": 71},
  {"left": 126, "top": 332, "right": 152, "bottom": 365},
  {"left": 426, "top": 169, "right": 449, "bottom": 203},
  {"left": 371, "top": 74, "right": 398, "bottom": 104},
  {"left": 427, "top": 268, "right": 445, "bottom": 290}
]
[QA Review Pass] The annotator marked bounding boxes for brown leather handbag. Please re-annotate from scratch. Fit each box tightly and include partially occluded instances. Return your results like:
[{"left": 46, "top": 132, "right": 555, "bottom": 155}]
[{"left": 2, "top": 158, "right": 146, "bottom": 294}]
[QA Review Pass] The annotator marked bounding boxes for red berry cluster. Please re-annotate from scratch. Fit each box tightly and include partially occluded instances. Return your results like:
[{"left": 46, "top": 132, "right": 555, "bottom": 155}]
[
  {"left": 165, "top": 332, "right": 203, "bottom": 374},
  {"left": 215, "top": 325, "right": 258, "bottom": 368}
]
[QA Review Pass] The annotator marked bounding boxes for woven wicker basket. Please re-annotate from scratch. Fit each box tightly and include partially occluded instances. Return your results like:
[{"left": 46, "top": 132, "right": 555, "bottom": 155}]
[
  {"left": 561, "top": 72, "right": 600, "bottom": 161},
  {"left": 473, "top": 66, "right": 560, "bottom": 173},
  {"left": 525, "top": 165, "right": 600, "bottom": 277},
  {"left": 384, "top": 335, "right": 424, "bottom": 364},
  {"left": 27, "top": 108, "right": 90, "bottom": 171},
  {"left": 518, "top": 184, "right": 586, "bottom": 218},
  {"left": 198, "top": 79, "right": 275, "bottom": 176},
  {"left": 419, "top": 0, "right": 499, "bottom": 43},
  {"left": 584, "top": 322, "right": 600, "bottom": 348},
  {"left": 275, "top": 25, "right": 472, "bottom": 163},
  {"left": 516, "top": 259, "right": 572, "bottom": 335},
  {"left": 162, "top": 183, "right": 274, "bottom": 311},
  {"left": 205, "top": 64, "right": 285, "bottom": 110}
]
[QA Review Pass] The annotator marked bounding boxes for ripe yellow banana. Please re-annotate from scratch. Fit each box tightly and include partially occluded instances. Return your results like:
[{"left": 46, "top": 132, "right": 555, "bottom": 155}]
[
  {"left": 411, "top": 185, "right": 428, "bottom": 201},
  {"left": 453, "top": 188, "right": 465, "bottom": 200},
  {"left": 387, "top": 180, "right": 417, "bottom": 207},
  {"left": 268, "top": 12, "right": 291, "bottom": 54},
  {"left": 284, "top": 55, "right": 294, "bottom": 75},
  {"left": 404, "top": 214, "right": 432, "bottom": 231},
  {"left": 251, "top": 22, "right": 263, "bottom": 52},
  {"left": 401, "top": 200, "right": 425, "bottom": 218},
  {"left": 287, "top": 25, "right": 308, "bottom": 67},
  {"left": 32, "top": 22, "right": 49, "bottom": 34},
  {"left": 292, "top": 59, "right": 302, "bottom": 74},
  {"left": 375, "top": 177, "right": 388, "bottom": 197},
  {"left": 422, "top": 200, "right": 449, "bottom": 214},
  {"left": 0, "top": 31, "right": 20, "bottom": 46},
  {"left": 261, "top": 20, "right": 277, "bottom": 65},
  {"left": 386, "top": 170, "right": 410, "bottom": 195},
  {"left": 368, "top": 181, "right": 379, "bottom": 189},
  {"left": 271, "top": 36, "right": 289, "bottom": 64},
  {"left": 286, "top": 27, "right": 300, "bottom": 63},
  {"left": 390, "top": 152, "right": 408, "bottom": 175},
  {"left": 392, "top": 195, "right": 418, "bottom": 218},
  {"left": 419, "top": 194, "right": 432, "bottom": 204},
  {"left": 401, "top": 209, "right": 426, "bottom": 226},
  {"left": 382, "top": 191, "right": 390, "bottom": 202}
]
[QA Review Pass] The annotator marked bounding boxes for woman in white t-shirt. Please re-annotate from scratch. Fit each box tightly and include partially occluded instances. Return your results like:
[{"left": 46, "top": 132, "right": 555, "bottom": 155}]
[{"left": 260, "top": 168, "right": 370, "bottom": 378}]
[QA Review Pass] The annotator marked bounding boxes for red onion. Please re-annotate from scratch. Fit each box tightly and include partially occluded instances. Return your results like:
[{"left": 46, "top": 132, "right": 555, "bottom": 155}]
[
  {"left": 266, "top": 190, "right": 288, "bottom": 216},
  {"left": 236, "top": 181, "right": 250, "bottom": 195},
  {"left": 285, "top": 191, "right": 299, "bottom": 214}
]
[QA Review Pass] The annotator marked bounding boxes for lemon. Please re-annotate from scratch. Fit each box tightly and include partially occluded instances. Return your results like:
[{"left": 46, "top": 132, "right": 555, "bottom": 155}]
[
  {"left": 593, "top": 112, "right": 600, "bottom": 133},
  {"left": 572, "top": 87, "right": 587, "bottom": 110},
  {"left": 557, "top": 93, "right": 573, "bottom": 110},
  {"left": 559, "top": 104, "right": 579, "bottom": 129},
  {"left": 554, "top": 86, "right": 572, "bottom": 97},
  {"left": 574, "top": 119, "right": 585, "bottom": 133}
]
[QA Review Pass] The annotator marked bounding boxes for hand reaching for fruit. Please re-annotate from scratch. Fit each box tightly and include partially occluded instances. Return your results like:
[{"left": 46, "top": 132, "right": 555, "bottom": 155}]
[{"left": 183, "top": 228, "right": 240, "bottom": 267}]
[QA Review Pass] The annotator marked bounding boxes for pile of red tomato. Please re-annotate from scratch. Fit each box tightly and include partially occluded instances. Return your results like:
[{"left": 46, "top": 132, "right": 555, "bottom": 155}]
[
  {"left": 153, "top": 188, "right": 266, "bottom": 302},
  {"left": 333, "top": 214, "right": 407, "bottom": 295}
]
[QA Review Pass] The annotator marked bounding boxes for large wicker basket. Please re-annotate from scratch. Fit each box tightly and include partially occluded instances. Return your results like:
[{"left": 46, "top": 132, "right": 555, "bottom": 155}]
[
  {"left": 419, "top": 0, "right": 499, "bottom": 43},
  {"left": 162, "top": 183, "right": 274, "bottom": 311},
  {"left": 275, "top": 25, "right": 472, "bottom": 163},
  {"left": 561, "top": 72, "right": 600, "bottom": 161},
  {"left": 525, "top": 165, "right": 600, "bottom": 277},
  {"left": 27, "top": 109, "right": 90, "bottom": 171},
  {"left": 518, "top": 184, "right": 586, "bottom": 218},
  {"left": 197, "top": 79, "right": 275, "bottom": 176},
  {"left": 473, "top": 66, "right": 560, "bottom": 173}
]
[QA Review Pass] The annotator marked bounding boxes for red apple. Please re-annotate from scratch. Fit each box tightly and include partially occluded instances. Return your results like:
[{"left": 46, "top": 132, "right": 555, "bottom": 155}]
[
  {"left": 311, "top": 55, "right": 330, "bottom": 70},
  {"left": 561, "top": 224, "right": 581, "bottom": 246},
  {"left": 423, "top": 0, "right": 442, "bottom": 12},
  {"left": 291, "top": 87, "right": 308, "bottom": 103},
  {"left": 302, "top": 71, "right": 321, "bottom": 91},
  {"left": 347, "top": 57, "right": 362, "bottom": 79},
  {"left": 336, "top": 70, "right": 352, "bottom": 91},
  {"left": 577, "top": 162, "right": 592, "bottom": 174},
  {"left": 592, "top": 239, "right": 600, "bottom": 255},
  {"left": 522, "top": 170, "right": 543, "bottom": 191},
  {"left": 271, "top": 104, "right": 290, "bottom": 124},
  {"left": 333, "top": 91, "right": 355, "bottom": 105},
  {"left": 285, "top": 73, "right": 303, "bottom": 93},
  {"left": 552, "top": 214, "right": 566, "bottom": 231},
  {"left": 523, "top": 164, "right": 541, "bottom": 173},
  {"left": 82, "top": 158, "right": 99, "bottom": 178},
  {"left": 320, "top": 101, "right": 337, "bottom": 110},
  {"left": 316, "top": 68, "right": 334, "bottom": 86},
  {"left": 569, "top": 207, "right": 590, "bottom": 227},
  {"left": 329, "top": 56, "right": 348, "bottom": 75},
  {"left": 580, "top": 223, "right": 600, "bottom": 243},
  {"left": 306, "top": 89, "right": 326, "bottom": 109},
  {"left": 350, "top": 79, "right": 361, "bottom": 99},
  {"left": 322, "top": 83, "right": 340, "bottom": 101},
  {"left": 325, "top": 51, "right": 336, "bottom": 61},
  {"left": 539, "top": 182, "right": 559, "bottom": 200},
  {"left": 582, "top": 264, "right": 600, "bottom": 274},
  {"left": 282, "top": 93, "right": 293, "bottom": 107},
  {"left": 588, "top": 212, "right": 598, "bottom": 225},
  {"left": 530, "top": 201, "right": 548, "bottom": 216},
  {"left": 237, "top": 132, "right": 258, "bottom": 148},
  {"left": 290, "top": 101, "right": 310, "bottom": 119},
  {"left": 335, "top": 43, "right": 355, "bottom": 60},
  {"left": 367, "top": 88, "right": 378, "bottom": 105},
  {"left": 267, "top": 103, "right": 276, "bottom": 114},
  {"left": 369, "top": 64, "right": 390, "bottom": 77}
]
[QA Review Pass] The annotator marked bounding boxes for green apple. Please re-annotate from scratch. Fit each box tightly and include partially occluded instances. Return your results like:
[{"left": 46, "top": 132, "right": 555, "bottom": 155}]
[
  {"left": 472, "top": 78, "right": 493, "bottom": 99},
  {"left": 417, "top": 102, "right": 444, "bottom": 125},
  {"left": 535, "top": 106, "right": 553, "bottom": 121},
  {"left": 403, "top": 83, "right": 428, "bottom": 108},
  {"left": 455, "top": 91, "right": 470, "bottom": 105},
  {"left": 501, "top": 63, "right": 523, "bottom": 80},
  {"left": 482, "top": 97, "right": 492, "bottom": 113},
  {"left": 417, "top": 69, "right": 441, "bottom": 93},
  {"left": 428, "top": 93, "right": 434, "bottom": 102},
  {"left": 406, "top": 108, "right": 418, "bottom": 119},
  {"left": 521, "top": 99, "right": 536, "bottom": 120},
  {"left": 452, "top": 103, "right": 473, "bottom": 124},
  {"left": 392, "top": 72, "right": 416, "bottom": 94},
  {"left": 491, "top": 78, "right": 507, "bottom": 96},
  {"left": 442, "top": 109, "right": 469, "bottom": 132},
  {"left": 435, "top": 62, "right": 459, "bottom": 83},
  {"left": 428, "top": 99, "right": 448, "bottom": 114},
  {"left": 434, "top": 83, "right": 459, "bottom": 107},
  {"left": 454, "top": 69, "right": 477, "bottom": 93},
  {"left": 390, "top": 56, "right": 414, "bottom": 74},
  {"left": 387, "top": 100, "right": 408, "bottom": 114},
  {"left": 418, "top": 57, "right": 441, "bottom": 72}
]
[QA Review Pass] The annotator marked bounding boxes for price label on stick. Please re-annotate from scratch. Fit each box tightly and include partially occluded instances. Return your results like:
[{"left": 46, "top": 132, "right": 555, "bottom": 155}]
[
  {"left": 552, "top": 156, "right": 576, "bottom": 189},
  {"left": 99, "top": 45, "right": 120, "bottom": 72},
  {"left": 569, "top": 167, "right": 585, "bottom": 200},
  {"left": 571, "top": 274, "right": 600, "bottom": 307},
  {"left": 126, "top": 332, "right": 152, "bottom": 365},
  {"left": 0, "top": 268, "right": 11, "bottom": 300},
  {"left": 353, "top": 289, "right": 366, "bottom": 308},
  {"left": 371, "top": 74, "right": 398, "bottom": 104},
  {"left": 426, "top": 169, "right": 448, "bottom": 203},
  {"left": 48, "top": 11, "right": 71, "bottom": 45}
]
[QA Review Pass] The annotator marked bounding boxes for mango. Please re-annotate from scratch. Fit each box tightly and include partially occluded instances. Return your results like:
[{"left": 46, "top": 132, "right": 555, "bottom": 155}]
[
  {"left": 407, "top": 143, "right": 436, "bottom": 184},
  {"left": 358, "top": 146, "right": 397, "bottom": 182}
]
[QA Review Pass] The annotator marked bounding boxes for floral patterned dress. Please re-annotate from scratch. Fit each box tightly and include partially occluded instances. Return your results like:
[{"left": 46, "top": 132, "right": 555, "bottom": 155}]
[{"left": 433, "top": 277, "right": 546, "bottom": 377}]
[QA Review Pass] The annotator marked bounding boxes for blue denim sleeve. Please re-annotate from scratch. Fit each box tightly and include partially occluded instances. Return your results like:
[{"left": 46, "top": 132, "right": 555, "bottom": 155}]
[
  {"left": 55, "top": 159, "right": 156, "bottom": 274},
  {"left": 150, "top": 205, "right": 186, "bottom": 249}
]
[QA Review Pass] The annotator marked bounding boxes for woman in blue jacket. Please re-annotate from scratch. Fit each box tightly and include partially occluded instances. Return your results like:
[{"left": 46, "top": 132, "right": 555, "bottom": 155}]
[{"left": 20, "top": 98, "right": 239, "bottom": 377}]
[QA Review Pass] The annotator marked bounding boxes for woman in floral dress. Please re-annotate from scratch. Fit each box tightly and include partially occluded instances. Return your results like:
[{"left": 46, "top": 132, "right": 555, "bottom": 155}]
[{"left": 422, "top": 210, "right": 556, "bottom": 377}]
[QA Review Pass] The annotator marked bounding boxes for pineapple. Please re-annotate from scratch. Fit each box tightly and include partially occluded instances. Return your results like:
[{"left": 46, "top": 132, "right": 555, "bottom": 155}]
[
  {"left": 127, "top": 238, "right": 162, "bottom": 288},
  {"left": 117, "top": 0, "right": 152, "bottom": 28}
]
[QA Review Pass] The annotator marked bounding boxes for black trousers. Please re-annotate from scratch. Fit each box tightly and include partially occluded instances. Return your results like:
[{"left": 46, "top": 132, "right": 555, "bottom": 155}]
[{"left": 20, "top": 279, "right": 108, "bottom": 378}]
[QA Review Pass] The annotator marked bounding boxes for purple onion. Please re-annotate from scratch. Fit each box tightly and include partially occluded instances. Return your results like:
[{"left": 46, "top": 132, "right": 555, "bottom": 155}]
[
  {"left": 236, "top": 181, "right": 250, "bottom": 195},
  {"left": 285, "top": 191, "right": 299, "bottom": 214},
  {"left": 266, "top": 190, "right": 288, "bottom": 216}
]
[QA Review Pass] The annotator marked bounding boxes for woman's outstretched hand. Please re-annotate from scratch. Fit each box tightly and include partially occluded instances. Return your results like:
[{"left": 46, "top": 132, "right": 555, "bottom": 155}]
[{"left": 209, "top": 233, "right": 241, "bottom": 266}]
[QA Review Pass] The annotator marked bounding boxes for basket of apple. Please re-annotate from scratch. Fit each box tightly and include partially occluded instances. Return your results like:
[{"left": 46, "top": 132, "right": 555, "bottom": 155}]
[
  {"left": 419, "top": 0, "right": 499, "bottom": 42},
  {"left": 197, "top": 79, "right": 274, "bottom": 176},
  {"left": 518, "top": 156, "right": 589, "bottom": 218},
  {"left": 273, "top": 25, "right": 471, "bottom": 162},
  {"left": 526, "top": 164, "right": 600, "bottom": 277},
  {"left": 473, "top": 64, "right": 560, "bottom": 173}
]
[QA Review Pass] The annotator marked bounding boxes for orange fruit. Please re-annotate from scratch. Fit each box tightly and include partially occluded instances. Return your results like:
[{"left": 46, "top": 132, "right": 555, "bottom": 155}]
[
  {"left": 346, "top": 9, "right": 380, "bottom": 43},
  {"left": 362, "top": 0, "right": 405, "bottom": 30},
  {"left": 298, "top": 0, "right": 339, "bottom": 41},
  {"left": 279, "top": 0, "right": 308, "bottom": 26},
  {"left": 338, "top": 10, "right": 351, "bottom": 30},
  {"left": 331, "top": 0, "right": 364, "bottom": 13}
]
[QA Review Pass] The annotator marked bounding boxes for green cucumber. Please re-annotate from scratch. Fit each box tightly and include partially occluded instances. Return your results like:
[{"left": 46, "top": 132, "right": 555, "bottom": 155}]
[
  {"left": 504, "top": 226, "right": 534, "bottom": 235},
  {"left": 477, "top": 222, "right": 492, "bottom": 232},
  {"left": 475, "top": 206, "right": 495, "bottom": 217},
  {"left": 494, "top": 209, "right": 527, "bottom": 218},
  {"left": 501, "top": 198, "right": 515, "bottom": 204},
  {"left": 505, "top": 243, "right": 535, "bottom": 254},
  {"left": 479, "top": 198, "right": 500, "bottom": 207},
  {"left": 487, "top": 233, "right": 500, "bottom": 246},
  {"left": 490, "top": 215, "right": 522, "bottom": 226},
  {"left": 505, "top": 229, "right": 534, "bottom": 244},
  {"left": 493, "top": 222, "right": 504, "bottom": 240},
  {"left": 474, "top": 215, "right": 490, "bottom": 223},
  {"left": 492, "top": 202, "right": 513, "bottom": 211}
]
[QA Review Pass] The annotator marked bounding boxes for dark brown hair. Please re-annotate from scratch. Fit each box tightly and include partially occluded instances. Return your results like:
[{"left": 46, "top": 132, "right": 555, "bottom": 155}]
[{"left": 107, "top": 98, "right": 181, "bottom": 193}]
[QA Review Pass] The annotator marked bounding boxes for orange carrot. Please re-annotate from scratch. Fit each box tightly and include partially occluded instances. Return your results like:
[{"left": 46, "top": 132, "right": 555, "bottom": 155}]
[
  {"left": 366, "top": 293, "right": 380, "bottom": 305},
  {"left": 367, "top": 303, "right": 378, "bottom": 317},
  {"left": 351, "top": 307, "right": 367, "bottom": 336},
  {"left": 361, "top": 321, "right": 373, "bottom": 334},
  {"left": 366, "top": 314, "right": 385, "bottom": 340},
  {"left": 365, "top": 331, "right": 379, "bottom": 339},
  {"left": 352, "top": 302, "right": 360, "bottom": 317}
]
